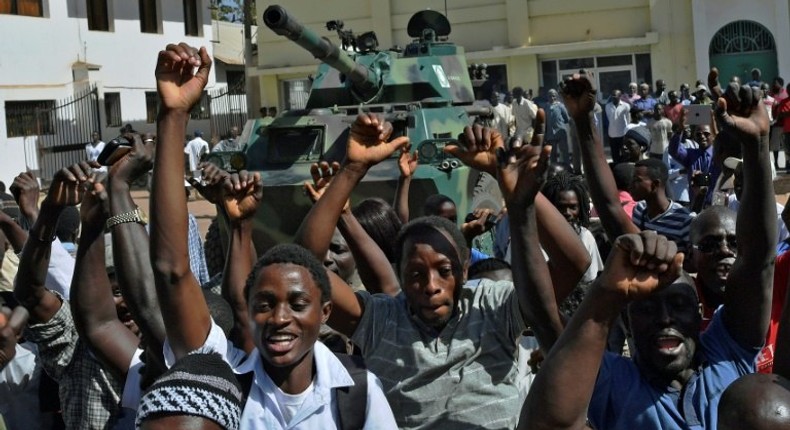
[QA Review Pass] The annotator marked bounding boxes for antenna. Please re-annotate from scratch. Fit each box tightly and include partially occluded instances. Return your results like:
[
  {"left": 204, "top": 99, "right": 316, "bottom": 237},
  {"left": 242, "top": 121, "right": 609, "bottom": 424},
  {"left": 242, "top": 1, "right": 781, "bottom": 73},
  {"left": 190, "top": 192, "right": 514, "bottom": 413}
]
[{"left": 444, "top": 0, "right": 448, "bottom": 18}]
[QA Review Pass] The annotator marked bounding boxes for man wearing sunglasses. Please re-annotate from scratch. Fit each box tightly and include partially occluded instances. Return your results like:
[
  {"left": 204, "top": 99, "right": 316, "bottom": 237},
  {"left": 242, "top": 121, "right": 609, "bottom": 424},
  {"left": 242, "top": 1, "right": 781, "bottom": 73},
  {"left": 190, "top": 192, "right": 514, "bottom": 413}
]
[{"left": 669, "top": 107, "right": 720, "bottom": 206}]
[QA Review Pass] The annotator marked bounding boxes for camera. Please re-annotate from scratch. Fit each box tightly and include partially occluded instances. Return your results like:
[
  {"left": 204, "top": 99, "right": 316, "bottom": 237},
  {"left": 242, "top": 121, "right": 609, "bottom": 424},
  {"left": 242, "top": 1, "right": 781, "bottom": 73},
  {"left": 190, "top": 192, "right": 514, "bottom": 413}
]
[
  {"left": 692, "top": 172, "right": 711, "bottom": 187},
  {"left": 465, "top": 212, "right": 498, "bottom": 230}
]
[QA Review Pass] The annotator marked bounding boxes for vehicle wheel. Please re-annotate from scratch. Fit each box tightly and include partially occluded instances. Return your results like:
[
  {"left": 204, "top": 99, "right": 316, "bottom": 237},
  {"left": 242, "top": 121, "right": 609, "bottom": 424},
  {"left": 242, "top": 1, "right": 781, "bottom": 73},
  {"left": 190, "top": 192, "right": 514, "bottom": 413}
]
[{"left": 470, "top": 172, "right": 503, "bottom": 213}]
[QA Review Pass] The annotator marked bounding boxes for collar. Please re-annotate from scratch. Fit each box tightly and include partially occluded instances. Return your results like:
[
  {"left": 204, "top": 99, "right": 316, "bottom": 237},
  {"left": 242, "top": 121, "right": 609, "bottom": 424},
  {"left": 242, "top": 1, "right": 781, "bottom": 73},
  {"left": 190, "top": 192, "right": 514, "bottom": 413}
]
[{"left": 237, "top": 341, "right": 355, "bottom": 395}]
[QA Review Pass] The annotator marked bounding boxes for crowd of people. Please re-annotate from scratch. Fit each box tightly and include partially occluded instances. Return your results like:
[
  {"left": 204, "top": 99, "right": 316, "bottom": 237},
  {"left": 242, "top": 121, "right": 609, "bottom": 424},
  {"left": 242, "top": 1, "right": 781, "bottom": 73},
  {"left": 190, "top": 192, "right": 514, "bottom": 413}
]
[{"left": 1, "top": 41, "right": 790, "bottom": 430}]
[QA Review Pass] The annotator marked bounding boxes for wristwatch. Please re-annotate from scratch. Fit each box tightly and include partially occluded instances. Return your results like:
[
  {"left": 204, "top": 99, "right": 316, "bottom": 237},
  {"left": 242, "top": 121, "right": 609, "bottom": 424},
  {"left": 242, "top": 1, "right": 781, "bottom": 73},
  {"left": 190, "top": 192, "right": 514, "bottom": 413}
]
[{"left": 106, "top": 207, "right": 148, "bottom": 229}]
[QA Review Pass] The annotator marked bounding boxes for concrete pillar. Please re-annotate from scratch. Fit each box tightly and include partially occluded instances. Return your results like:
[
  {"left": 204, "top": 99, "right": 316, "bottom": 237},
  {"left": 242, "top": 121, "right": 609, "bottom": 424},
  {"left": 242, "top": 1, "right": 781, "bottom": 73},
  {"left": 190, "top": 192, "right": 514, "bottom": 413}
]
[{"left": 505, "top": 0, "right": 530, "bottom": 47}]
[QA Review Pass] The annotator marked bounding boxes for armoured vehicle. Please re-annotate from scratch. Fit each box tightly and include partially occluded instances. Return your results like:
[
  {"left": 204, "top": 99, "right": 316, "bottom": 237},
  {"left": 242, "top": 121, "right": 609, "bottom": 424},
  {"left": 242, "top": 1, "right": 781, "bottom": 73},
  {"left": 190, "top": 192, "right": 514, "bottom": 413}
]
[{"left": 211, "top": 5, "right": 500, "bottom": 254}]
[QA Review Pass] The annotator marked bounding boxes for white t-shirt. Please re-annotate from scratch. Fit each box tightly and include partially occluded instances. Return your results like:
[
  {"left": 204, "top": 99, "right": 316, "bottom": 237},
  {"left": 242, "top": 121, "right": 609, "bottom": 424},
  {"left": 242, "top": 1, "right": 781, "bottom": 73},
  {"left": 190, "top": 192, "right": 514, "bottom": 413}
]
[
  {"left": 85, "top": 141, "right": 105, "bottom": 162},
  {"left": 605, "top": 102, "right": 631, "bottom": 138},
  {"left": 184, "top": 137, "right": 209, "bottom": 172},
  {"left": 512, "top": 98, "right": 538, "bottom": 138},
  {"left": 272, "top": 380, "right": 313, "bottom": 424}
]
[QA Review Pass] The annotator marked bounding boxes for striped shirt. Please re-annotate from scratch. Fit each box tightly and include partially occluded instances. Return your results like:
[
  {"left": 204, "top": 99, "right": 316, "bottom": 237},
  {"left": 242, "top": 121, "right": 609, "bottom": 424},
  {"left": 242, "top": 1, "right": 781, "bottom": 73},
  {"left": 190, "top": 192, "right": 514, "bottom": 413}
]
[
  {"left": 632, "top": 200, "right": 694, "bottom": 248},
  {"left": 351, "top": 280, "right": 526, "bottom": 430}
]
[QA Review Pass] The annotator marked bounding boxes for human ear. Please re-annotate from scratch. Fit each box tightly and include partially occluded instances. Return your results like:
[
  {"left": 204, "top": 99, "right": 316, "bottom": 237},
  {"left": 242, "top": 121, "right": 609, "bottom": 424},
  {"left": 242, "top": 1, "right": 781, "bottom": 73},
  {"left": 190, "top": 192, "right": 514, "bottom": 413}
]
[{"left": 321, "top": 301, "right": 333, "bottom": 324}]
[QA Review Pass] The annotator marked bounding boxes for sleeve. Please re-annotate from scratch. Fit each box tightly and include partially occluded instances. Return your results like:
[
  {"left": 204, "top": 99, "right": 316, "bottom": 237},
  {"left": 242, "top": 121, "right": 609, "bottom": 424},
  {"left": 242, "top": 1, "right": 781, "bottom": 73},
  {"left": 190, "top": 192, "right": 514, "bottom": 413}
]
[
  {"left": 24, "top": 299, "right": 77, "bottom": 381},
  {"left": 45, "top": 238, "right": 75, "bottom": 300},
  {"left": 349, "top": 292, "right": 398, "bottom": 354},
  {"left": 668, "top": 132, "right": 689, "bottom": 165},
  {"left": 187, "top": 214, "right": 210, "bottom": 286},
  {"left": 163, "top": 319, "right": 247, "bottom": 369},
  {"left": 588, "top": 353, "right": 635, "bottom": 430},
  {"left": 470, "top": 248, "right": 490, "bottom": 265},
  {"left": 362, "top": 371, "right": 399, "bottom": 430},
  {"left": 480, "top": 281, "right": 528, "bottom": 343},
  {"left": 701, "top": 308, "right": 761, "bottom": 374}
]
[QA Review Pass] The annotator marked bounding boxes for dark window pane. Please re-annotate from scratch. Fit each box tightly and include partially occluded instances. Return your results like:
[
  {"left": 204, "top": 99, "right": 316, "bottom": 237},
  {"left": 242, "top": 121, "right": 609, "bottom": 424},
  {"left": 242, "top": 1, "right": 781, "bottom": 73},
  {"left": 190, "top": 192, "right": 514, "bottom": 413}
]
[
  {"left": 190, "top": 91, "right": 210, "bottom": 120},
  {"left": 596, "top": 55, "right": 632, "bottom": 68},
  {"left": 183, "top": 0, "right": 199, "bottom": 36},
  {"left": 226, "top": 70, "right": 246, "bottom": 94},
  {"left": 104, "top": 92, "right": 122, "bottom": 127},
  {"left": 541, "top": 60, "right": 558, "bottom": 89},
  {"left": 558, "top": 57, "right": 594, "bottom": 71},
  {"left": 635, "top": 53, "right": 652, "bottom": 86},
  {"left": 139, "top": 0, "right": 157, "bottom": 33},
  {"left": 5, "top": 100, "right": 55, "bottom": 137},
  {"left": 87, "top": 0, "right": 109, "bottom": 31},
  {"left": 145, "top": 92, "right": 158, "bottom": 123}
]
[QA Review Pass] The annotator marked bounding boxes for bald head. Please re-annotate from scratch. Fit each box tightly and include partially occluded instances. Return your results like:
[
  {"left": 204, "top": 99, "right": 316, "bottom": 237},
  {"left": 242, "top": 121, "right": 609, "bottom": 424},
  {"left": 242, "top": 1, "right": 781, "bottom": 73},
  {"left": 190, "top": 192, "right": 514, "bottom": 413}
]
[
  {"left": 690, "top": 206, "right": 736, "bottom": 245},
  {"left": 719, "top": 373, "right": 790, "bottom": 430}
]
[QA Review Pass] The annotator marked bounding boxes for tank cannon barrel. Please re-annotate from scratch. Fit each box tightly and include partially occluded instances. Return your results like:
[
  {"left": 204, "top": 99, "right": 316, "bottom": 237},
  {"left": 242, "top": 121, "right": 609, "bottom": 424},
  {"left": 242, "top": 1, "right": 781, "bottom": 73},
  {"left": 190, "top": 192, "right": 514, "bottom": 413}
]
[{"left": 263, "top": 5, "right": 378, "bottom": 94}]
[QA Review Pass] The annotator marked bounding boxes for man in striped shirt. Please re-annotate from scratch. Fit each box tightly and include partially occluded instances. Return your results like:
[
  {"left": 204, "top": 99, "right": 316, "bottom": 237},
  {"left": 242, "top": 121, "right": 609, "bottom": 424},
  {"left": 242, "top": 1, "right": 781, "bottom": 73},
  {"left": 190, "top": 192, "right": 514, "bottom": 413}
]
[{"left": 630, "top": 158, "right": 694, "bottom": 249}]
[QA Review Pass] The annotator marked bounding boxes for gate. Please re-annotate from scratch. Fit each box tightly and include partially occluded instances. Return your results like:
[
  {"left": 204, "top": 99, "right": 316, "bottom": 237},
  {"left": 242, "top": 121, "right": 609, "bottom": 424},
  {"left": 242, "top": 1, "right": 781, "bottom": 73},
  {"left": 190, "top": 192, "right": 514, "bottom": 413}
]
[
  {"left": 36, "top": 85, "right": 101, "bottom": 182},
  {"left": 709, "top": 20, "right": 778, "bottom": 85},
  {"left": 209, "top": 80, "right": 247, "bottom": 140}
]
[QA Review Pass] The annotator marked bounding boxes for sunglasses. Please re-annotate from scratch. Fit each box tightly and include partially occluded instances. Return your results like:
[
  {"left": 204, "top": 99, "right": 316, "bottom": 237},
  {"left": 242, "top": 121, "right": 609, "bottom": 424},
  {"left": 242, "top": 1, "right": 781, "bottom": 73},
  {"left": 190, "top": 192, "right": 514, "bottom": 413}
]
[{"left": 692, "top": 237, "right": 737, "bottom": 253}]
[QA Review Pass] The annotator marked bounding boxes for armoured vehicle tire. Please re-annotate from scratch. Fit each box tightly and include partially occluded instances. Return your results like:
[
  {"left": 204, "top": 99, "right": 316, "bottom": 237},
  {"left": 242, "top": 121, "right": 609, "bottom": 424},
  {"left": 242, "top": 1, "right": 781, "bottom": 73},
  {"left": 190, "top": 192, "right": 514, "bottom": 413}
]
[
  {"left": 470, "top": 172, "right": 503, "bottom": 213},
  {"left": 204, "top": 218, "right": 225, "bottom": 278}
]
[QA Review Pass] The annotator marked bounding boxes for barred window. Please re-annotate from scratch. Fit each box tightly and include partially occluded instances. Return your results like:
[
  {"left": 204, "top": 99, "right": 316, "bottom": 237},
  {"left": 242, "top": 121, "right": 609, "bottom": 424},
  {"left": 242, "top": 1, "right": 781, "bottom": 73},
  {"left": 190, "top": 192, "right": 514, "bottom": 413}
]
[
  {"left": 226, "top": 70, "right": 246, "bottom": 95},
  {"left": 104, "top": 92, "right": 122, "bottom": 127},
  {"left": 0, "top": 0, "right": 43, "bottom": 16},
  {"left": 190, "top": 91, "right": 210, "bottom": 120},
  {"left": 5, "top": 100, "right": 55, "bottom": 138},
  {"left": 145, "top": 92, "right": 158, "bottom": 123}
]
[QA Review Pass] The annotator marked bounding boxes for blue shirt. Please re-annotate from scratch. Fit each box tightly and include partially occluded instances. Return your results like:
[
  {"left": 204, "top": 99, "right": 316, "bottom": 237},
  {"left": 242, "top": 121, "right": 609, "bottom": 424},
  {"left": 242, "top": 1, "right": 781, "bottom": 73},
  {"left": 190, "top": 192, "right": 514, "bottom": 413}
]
[
  {"left": 668, "top": 133, "right": 720, "bottom": 204},
  {"left": 633, "top": 96, "right": 658, "bottom": 113},
  {"left": 545, "top": 102, "right": 570, "bottom": 141},
  {"left": 588, "top": 309, "right": 760, "bottom": 430}
]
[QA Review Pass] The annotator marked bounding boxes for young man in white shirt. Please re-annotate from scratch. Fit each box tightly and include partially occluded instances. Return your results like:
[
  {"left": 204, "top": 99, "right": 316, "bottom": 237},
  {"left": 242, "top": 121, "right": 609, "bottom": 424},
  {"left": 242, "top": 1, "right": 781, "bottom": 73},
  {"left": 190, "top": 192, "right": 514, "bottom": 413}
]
[{"left": 605, "top": 90, "right": 631, "bottom": 164}]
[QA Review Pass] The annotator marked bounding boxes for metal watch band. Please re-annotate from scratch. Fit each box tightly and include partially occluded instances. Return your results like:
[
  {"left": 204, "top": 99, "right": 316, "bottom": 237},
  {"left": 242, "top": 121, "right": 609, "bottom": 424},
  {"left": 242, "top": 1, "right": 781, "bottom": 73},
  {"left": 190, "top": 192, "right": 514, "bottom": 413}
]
[{"left": 106, "top": 208, "right": 143, "bottom": 229}]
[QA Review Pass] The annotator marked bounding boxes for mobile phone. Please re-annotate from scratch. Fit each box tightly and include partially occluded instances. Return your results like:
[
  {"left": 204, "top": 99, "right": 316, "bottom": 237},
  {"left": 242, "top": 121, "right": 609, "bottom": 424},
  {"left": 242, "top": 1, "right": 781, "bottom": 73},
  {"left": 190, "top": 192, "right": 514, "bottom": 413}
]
[
  {"left": 684, "top": 105, "right": 711, "bottom": 126},
  {"left": 97, "top": 138, "right": 132, "bottom": 166}
]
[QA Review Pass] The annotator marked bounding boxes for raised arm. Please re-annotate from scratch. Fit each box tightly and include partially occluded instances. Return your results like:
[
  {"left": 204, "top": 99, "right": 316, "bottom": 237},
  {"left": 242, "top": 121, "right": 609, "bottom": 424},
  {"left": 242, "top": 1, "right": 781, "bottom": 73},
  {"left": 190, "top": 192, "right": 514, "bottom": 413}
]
[
  {"left": 294, "top": 114, "right": 408, "bottom": 337},
  {"left": 150, "top": 43, "right": 213, "bottom": 359},
  {"left": 107, "top": 136, "right": 166, "bottom": 352},
  {"left": 10, "top": 171, "right": 41, "bottom": 228},
  {"left": 393, "top": 145, "right": 417, "bottom": 224},
  {"left": 519, "top": 232, "right": 682, "bottom": 430},
  {"left": 446, "top": 119, "right": 563, "bottom": 350},
  {"left": 13, "top": 164, "right": 92, "bottom": 323},
  {"left": 561, "top": 76, "right": 639, "bottom": 240},
  {"left": 304, "top": 161, "right": 401, "bottom": 296},
  {"left": 0, "top": 210, "right": 27, "bottom": 254},
  {"left": 70, "top": 177, "right": 140, "bottom": 377},
  {"left": 719, "top": 83, "right": 776, "bottom": 348}
]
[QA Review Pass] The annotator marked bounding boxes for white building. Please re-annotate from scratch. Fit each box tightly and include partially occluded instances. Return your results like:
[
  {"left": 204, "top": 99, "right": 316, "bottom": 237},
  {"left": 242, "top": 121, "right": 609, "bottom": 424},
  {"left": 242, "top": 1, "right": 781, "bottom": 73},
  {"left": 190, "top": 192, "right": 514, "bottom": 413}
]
[{"left": 0, "top": 0, "right": 218, "bottom": 184}]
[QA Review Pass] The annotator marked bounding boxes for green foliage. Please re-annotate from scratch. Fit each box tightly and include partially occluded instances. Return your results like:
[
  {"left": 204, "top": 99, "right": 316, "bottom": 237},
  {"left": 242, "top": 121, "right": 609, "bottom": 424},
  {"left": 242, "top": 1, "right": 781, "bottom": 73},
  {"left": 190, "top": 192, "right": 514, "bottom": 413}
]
[{"left": 210, "top": 0, "right": 256, "bottom": 25}]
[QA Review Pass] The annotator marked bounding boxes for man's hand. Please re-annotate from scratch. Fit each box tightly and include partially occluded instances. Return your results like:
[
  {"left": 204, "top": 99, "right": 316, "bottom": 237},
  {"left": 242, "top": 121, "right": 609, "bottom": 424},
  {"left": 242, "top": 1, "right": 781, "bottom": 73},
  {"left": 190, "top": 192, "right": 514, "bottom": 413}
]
[
  {"left": 461, "top": 208, "right": 496, "bottom": 241},
  {"left": 221, "top": 170, "right": 262, "bottom": 224},
  {"left": 398, "top": 144, "right": 419, "bottom": 178},
  {"left": 715, "top": 84, "right": 770, "bottom": 146},
  {"left": 497, "top": 110, "right": 549, "bottom": 209},
  {"left": 597, "top": 231, "right": 683, "bottom": 301},
  {"left": 10, "top": 172, "right": 40, "bottom": 221},
  {"left": 303, "top": 161, "right": 351, "bottom": 213},
  {"left": 109, "top": 134, "right": 154, "bottom": 185},
  {"left": 155, "top": 43, "right": 211, "bottom": 114},
  {"left": 0, "top": 306, "right": 29, "bottom": 371},
  {"left": 560, "top": 74, "right": 598, "bottom": 120},
  {"left": 345, "top": 114, "right": 409, "bottom": 170},
  {"left": 188, "top": 162, "right": 230, "bottom": 204},
  {"left": 443, "top": 125, "right": 504, "bottom": 176},
  {"left": 79, "top": 176, "right": 109, "bottom": 230},
  {"left": 45, "top": 161, "right": 99, "bottom": 208}
]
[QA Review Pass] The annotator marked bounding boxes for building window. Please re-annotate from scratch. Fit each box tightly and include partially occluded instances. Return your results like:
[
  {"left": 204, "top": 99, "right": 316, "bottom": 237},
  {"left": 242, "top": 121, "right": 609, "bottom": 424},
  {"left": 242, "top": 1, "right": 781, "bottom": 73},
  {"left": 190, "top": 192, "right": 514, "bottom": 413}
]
[
  {"left": 0, "top": 0, "right": 43, "bottom": 17},
  {"left": 145, "top": 92, "right": 158, "bottom": 123},
  {"left": 104, "top": 92, "right": 122, "bottom": 127},
  {"left": 139, "top": 0, "right": 157, "bottom": 34},
  {"left": 183, "top": 0, "right": 199, "bottom": 36},
  {"left": 87, "top": 0, "right": 109, "bottom": 31},
  {"left": 190, "top": 91, "right": 211, "bottom": 120},
  {"left": 5, "top": 100, "right": 55, "bottom": 138},
  {"left": 541, "top": 53, "right": 652, "bottom": 100},
  {"left": 226, "top": 70, "right": 246, "bottom": 94},
  {"left": 282, "top": 79, "right": 311, "bottom": 110}
]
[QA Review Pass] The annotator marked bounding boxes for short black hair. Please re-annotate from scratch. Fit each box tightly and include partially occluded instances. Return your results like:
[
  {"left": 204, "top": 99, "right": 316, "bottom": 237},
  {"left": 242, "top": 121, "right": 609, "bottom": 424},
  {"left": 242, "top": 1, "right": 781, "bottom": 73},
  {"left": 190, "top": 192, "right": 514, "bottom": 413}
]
[
  {"left": 395, "top": 216, "right": 469, "bottom": 276},
  {"left": 542, "top": 170, "right": 591, "bottom": 228},
  {"left": 635, "top": 158, "right": 668, "bottom": 185},
  {"left": 244, "top": 244, "right": 331, "bottom": 302},
  {"left": 203, "top": 290, "right": 234, "bottom": 338},
  {"left": 423, "top": 194, "right": 455, "bottom": 216},
  {"left": 352, "top": 197, "right": 402, "bottom": 263},
  {"left": 468, "top": 258, "right": 511, "bottom": 280},
  {"left": 774, "top": 77, "right": 785, "bottom": 86},
  {"left": 612, "top": 162, "right": 635, "bottom": 191},
  {"left": 56, "top": 206, "right": 80, "bottom": 242}
]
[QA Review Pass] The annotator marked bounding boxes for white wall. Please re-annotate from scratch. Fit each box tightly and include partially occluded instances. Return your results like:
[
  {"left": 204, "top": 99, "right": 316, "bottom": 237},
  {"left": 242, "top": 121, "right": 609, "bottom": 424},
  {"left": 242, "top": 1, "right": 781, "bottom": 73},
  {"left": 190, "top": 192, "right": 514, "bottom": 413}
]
[
  {"left": 692, "top": 0, "right": 790, "bottom": 81},
  {"left": 0, "top": 0, "right": 217, "bottom": 184}
]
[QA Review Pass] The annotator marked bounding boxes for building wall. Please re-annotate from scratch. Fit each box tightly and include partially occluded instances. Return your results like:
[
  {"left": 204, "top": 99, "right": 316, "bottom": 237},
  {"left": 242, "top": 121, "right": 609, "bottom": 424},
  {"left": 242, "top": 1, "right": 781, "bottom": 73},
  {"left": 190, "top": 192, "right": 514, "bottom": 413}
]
[
  {"left": 254, "top": 0, "right": 790, "bottom": 111},
  {"left": 0, "top": 0, "right": 215, "bottom": 184}
]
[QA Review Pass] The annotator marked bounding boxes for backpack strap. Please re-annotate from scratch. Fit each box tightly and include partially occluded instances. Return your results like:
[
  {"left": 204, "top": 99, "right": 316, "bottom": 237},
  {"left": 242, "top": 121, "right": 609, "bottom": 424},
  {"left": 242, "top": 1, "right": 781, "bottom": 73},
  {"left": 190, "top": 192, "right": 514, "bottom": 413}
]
[{"left": 334, "top": 353, "right": 368, "bottom": 430}]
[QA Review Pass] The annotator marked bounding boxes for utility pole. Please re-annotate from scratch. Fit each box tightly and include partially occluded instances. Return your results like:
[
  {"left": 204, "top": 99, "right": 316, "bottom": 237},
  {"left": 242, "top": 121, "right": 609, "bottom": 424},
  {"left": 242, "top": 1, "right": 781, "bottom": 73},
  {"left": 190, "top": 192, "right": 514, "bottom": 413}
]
[{"left": 243, "top": 0, "right": 256, "bottom": 117}]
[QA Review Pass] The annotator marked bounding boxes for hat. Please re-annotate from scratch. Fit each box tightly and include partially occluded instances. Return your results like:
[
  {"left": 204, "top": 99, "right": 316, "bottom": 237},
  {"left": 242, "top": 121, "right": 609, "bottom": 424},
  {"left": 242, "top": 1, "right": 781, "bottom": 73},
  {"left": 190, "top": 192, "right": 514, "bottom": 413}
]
[
  {"left": 194, "top": 130, "right": 203, "bottom": 137},
  {"left": 723, "top": 157, "right": 743, "bottom": 171},
  {"left": 696, "top": 84, "right": 708, "bottom": 93},
  {"left": 625, "top": 126, "right": 651, "bottom": 149},
  {"left": 136, "top": 352, "right": 242, "bottom": 429}
]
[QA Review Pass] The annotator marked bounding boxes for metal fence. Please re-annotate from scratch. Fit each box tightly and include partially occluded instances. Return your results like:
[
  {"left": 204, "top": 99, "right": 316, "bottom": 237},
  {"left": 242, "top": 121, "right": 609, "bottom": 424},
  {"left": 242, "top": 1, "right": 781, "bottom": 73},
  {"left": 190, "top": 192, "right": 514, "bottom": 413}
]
[
  {"left": 209, "top": 80, "right": 248, "bottom": 140},
  {"left": 36, "top": 85, "right": 101, "bottom": 182}
]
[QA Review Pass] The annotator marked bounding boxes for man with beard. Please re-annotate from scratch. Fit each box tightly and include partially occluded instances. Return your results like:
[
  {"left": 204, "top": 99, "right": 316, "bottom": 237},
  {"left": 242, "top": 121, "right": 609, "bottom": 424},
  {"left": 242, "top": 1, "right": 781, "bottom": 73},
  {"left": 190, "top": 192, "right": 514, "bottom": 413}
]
[{"left": 518, "top": 71, "right": 775, "bottom": 430}]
